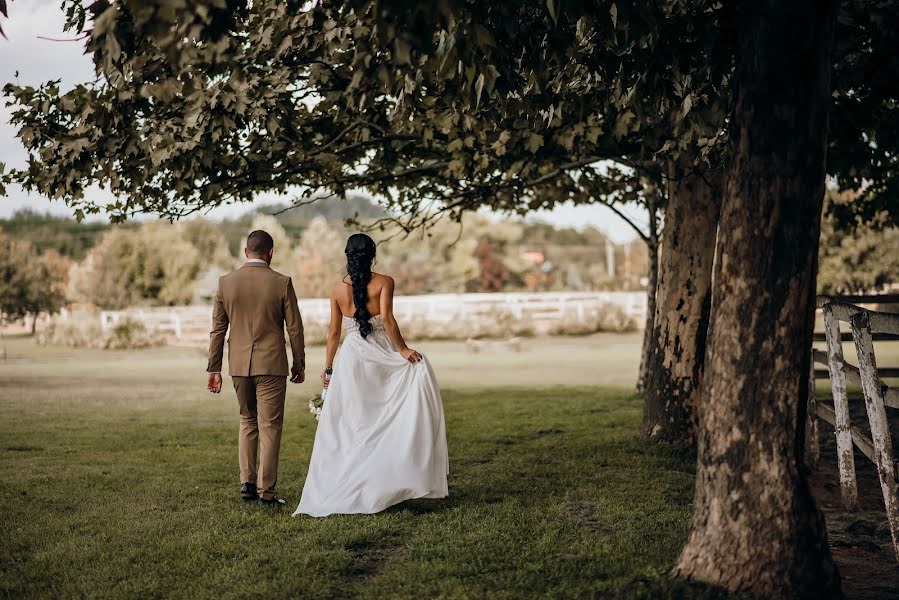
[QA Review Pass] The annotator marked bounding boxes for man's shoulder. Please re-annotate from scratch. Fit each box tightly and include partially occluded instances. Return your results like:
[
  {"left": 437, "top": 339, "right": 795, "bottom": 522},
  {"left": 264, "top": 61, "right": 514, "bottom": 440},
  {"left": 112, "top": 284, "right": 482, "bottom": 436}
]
[
  {"left": 267, "top": 268, "right": 292, "bottom": 283},
  {"left": 218, "top": 269, "right": 238, "bottom": 285},
  {"left": 224, "top": 265, "right": 288, "bottom": 279},
  {"left": 219, "top": 266, "right": 282, "bottom": 285},
  {"left": 220, "top": 267, "right": 291, "bottom": 299},
  {"left": 220, "top": 267, "right": 254, "bottom": 284}
]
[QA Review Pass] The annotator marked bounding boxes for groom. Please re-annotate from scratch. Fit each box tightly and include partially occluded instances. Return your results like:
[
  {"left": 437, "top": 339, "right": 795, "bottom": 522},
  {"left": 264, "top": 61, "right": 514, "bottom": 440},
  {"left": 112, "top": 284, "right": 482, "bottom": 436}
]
[{"left": 206, "top": 230, "right": 306, "bottom": 506}]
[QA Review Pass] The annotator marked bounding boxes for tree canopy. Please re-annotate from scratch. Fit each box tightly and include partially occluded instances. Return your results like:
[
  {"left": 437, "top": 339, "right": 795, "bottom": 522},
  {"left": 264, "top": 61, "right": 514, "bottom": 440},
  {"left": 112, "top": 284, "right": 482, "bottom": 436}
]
[
  {"left": 2, "top": 1, "right": 894, "bottom": 235},
  {"left": 1, "top": 0, "right": 732, "bottom": 226}
]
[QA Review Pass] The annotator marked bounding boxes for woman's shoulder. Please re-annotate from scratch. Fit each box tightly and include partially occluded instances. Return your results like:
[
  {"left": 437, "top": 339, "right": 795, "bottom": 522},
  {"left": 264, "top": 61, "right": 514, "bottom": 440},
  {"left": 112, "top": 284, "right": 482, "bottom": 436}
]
[
  {"left": 370, "top": 272, "right": 394, "bottom": 287},
  {"left": 330, "top": 276, "right": 351, "bottom": 294}
]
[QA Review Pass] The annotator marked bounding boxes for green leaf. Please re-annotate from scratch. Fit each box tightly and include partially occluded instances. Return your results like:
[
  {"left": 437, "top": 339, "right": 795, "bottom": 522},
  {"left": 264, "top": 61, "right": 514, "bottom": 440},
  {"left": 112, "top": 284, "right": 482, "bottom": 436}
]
[
  {"left": 612, "top": 110, "right": 635, "bottom": 140},
  {"left": 474, "top": 73, "right": 485, "bottom": 109},
  {"left": 394, "top": 37, "right": 411, "bottom": 65},
  {"left": 473, "top": 24, "right": 495, "bottom": 48},
  {"left": 525, "top": 133, "right": 544, "bottom": 153},
  {"left": 681, "top": 94, "right": 694, "bottom": 118},
  {"left": 546, "top": 0, "right": 557, "bottom": 24}
]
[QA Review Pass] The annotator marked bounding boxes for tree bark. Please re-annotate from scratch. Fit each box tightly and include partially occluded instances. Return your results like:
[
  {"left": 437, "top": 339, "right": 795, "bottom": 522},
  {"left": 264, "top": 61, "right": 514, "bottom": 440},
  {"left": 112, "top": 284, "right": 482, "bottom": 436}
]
[
  {"left": 674, "top": 0, "right": 841, "bottom": 596},
  {"left": 642, "top": 166, "right": 720, "bottom": 445},
  {"left": 635, "top": 194, "right": 661, "bottom": 395}
]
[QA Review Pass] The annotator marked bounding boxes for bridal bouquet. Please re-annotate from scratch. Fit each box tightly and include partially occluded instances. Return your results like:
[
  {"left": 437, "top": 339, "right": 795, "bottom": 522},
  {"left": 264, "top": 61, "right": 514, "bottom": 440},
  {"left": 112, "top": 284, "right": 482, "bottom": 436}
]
[
  {"left": 308, "top": 394, "right": 324, "bottom": 421},
  {"left": 308, "top": 368, "right": 332, "bottom": 421}
]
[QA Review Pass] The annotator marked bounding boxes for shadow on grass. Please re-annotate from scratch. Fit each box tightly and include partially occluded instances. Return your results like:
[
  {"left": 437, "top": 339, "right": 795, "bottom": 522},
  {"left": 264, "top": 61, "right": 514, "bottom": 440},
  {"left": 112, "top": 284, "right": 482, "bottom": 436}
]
[
  {"left": 385, "top": 420, "right": 698, "bottom": 518},
  {"left": 2, "top": 383, "right": 721, "bottom": 599}
]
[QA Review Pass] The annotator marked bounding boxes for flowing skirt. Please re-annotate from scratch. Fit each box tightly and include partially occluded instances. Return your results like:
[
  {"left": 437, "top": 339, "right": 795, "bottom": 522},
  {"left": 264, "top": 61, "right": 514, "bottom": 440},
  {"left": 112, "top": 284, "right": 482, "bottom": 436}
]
[{"left": 293, "top": 319, "right": 448, "bottom": 517}]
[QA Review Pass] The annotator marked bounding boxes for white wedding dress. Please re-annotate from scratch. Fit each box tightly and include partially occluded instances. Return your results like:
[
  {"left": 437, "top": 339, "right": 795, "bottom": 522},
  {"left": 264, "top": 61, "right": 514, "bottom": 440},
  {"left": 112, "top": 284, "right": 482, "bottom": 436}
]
[{"left": 293, "top": 315, "right": 449, "bottom": 517}]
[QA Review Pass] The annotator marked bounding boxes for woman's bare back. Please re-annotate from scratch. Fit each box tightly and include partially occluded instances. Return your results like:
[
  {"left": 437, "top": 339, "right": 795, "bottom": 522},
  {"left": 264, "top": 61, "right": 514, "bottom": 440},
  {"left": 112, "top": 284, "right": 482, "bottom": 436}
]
[{"left": 333, "top": 272, "right": 389, "bottom": 318}]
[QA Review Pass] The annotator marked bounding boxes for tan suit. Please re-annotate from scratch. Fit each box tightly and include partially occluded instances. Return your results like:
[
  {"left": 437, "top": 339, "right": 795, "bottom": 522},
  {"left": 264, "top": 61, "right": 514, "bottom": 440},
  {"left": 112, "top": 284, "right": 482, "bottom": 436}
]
[{"left": 207, "top": 262, "right": 305, "bottom": 499}]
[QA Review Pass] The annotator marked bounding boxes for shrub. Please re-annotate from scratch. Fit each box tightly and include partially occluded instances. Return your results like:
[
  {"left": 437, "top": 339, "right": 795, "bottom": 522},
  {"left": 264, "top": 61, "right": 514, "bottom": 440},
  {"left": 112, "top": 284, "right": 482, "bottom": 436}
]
[
  {"left": 104, "top": 319, "right": 167, "bottom": 350},
  {"left": 399, "top": 307, "right": 537, "bottom": 341},
  {"left": 37, "top": 317, "right": 166, "bottom": 350},
  {"left": 547, "top": 304, "right": 638, "bottom": 335},
  {"left": 36, "top": 319, "right": 103, "bottom": 348}
]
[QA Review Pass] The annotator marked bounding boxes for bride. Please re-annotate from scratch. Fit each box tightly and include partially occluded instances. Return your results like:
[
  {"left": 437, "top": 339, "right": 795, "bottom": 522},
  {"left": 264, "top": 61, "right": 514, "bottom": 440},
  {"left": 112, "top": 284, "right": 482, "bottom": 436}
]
[{"left": 293, "top": 233, "right": 449, "bottom": 517}]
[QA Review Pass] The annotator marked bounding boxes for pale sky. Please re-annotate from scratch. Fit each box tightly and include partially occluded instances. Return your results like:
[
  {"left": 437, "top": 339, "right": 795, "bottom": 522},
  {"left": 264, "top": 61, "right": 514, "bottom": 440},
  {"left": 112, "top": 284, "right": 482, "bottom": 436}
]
[{"left": 0, "top": 0, "right": 641, "bottom": 242}]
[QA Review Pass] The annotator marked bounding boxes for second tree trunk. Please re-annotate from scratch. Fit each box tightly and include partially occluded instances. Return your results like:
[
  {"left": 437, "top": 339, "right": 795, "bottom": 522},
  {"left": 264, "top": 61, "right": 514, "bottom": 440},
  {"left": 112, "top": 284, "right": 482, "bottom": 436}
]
[{"left": 643, "top": 166, "right": 720, "bottom": 445}]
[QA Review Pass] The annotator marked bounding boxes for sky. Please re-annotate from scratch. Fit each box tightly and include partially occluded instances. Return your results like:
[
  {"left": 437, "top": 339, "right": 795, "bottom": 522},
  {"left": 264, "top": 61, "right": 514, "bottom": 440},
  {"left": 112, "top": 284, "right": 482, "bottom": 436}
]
[{"left": 0, "top": 1, "right": 642, "bottom": 243}]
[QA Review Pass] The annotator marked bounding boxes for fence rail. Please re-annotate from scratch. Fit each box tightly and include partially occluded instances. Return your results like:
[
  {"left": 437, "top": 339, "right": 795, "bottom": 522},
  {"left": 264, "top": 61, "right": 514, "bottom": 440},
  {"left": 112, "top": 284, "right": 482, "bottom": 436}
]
[
  {"left": 808, "top": 295, "right": 899, "bottom": 561},
  {"left": 98, "top": 290, "right": 648, "bottom": 343}
]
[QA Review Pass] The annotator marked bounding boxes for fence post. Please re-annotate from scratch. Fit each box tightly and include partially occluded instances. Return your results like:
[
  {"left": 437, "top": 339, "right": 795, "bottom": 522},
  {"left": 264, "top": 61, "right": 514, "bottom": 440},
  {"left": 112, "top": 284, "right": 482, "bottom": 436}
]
[
  {"left": 172, "top": 312, "right": 182, "bottom": 340},
  {"left": 513, "top": 298, "right": 523, "bottom": 319},
  {"left": 805, "top": 347, "right": 820, "bottom": 470},
  {"left": 850, "top": 311, "right": 899, "bottom": 561},
  {"left": 824, "top": 304, "right": 858, "bottom": 510}
]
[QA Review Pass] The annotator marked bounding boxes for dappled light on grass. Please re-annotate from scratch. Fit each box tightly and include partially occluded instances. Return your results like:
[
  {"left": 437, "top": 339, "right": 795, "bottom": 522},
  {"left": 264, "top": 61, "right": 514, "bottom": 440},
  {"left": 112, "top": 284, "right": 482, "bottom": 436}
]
[{"left": 0, "top": 338, "right": 735, "bottom": 598}]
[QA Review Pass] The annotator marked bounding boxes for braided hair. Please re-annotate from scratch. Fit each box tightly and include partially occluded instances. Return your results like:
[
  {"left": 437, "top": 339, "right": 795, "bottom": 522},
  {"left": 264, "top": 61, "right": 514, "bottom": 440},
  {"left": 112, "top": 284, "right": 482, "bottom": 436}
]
[{"left": 345, "top": 233, "right": 377, "bottom": 338}]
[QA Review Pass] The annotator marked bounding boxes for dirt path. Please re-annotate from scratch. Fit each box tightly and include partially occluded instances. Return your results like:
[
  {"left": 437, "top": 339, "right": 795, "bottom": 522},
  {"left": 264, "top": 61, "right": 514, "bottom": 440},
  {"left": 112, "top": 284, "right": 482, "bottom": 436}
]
[{"left": 809, "top": 400, "right": 899, "bottom": 599}]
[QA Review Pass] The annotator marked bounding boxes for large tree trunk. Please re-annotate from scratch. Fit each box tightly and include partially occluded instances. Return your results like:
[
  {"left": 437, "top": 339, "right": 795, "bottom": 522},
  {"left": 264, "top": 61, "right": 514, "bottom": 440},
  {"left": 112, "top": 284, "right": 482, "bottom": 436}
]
[
  {"left": 674, "top": 0, "right": 840, "bottom": 596},
  {"left": 635, "top": 195, "right": 661, "bottom": 395},
  {"left": 642, "top": 166, "right": 720, "bottom": 444}
]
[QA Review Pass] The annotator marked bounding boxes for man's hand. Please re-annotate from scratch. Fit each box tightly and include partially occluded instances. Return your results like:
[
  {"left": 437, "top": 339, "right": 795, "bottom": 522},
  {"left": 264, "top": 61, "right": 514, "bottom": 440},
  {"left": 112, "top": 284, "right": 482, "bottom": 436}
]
[
  {"left": 290, "top": 364, "right": 305, "bottom": 384},
  {"left": 207, "top": 372, "right": 223, "bottom": 393}
]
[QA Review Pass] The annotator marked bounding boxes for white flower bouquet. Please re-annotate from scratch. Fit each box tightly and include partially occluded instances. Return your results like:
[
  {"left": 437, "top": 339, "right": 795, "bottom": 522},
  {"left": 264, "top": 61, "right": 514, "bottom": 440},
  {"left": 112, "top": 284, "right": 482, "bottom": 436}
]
[
  {"left": 308, "top": 394, "right": 324, "bottom": 420},
  {"left": 308, "top": 367, "right": 332, "bottom": 421}
]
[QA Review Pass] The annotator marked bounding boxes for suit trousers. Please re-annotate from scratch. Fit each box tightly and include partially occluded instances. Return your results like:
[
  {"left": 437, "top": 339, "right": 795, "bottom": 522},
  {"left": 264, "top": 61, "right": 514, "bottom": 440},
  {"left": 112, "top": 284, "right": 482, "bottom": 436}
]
[{"left": 232, "top": 375, "right": 287, "bottom": 500}]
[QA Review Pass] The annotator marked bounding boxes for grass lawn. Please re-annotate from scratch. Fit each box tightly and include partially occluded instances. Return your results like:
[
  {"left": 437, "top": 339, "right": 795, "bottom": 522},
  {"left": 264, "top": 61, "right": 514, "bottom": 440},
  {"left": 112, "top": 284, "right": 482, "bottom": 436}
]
[{"left": 7, "top": 332, "right": 893, "bottom": 599}]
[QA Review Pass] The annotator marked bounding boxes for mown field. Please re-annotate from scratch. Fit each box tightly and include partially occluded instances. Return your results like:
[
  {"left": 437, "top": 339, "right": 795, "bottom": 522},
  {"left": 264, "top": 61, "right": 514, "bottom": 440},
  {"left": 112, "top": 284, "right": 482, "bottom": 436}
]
[{"left": 1, "top": 333, "right": 897, "bottom": 598}]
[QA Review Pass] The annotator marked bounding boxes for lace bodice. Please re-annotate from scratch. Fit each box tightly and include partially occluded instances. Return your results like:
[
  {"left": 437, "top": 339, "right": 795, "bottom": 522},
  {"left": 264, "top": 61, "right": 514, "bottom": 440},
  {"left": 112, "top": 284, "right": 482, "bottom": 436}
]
[{"left": 343, "top": 314, "right": 385, "bottom": 336}]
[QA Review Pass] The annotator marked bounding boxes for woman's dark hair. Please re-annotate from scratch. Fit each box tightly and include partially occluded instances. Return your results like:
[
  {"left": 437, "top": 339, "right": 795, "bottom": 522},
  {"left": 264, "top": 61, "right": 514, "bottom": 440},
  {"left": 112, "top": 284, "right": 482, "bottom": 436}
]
[{"left": 345, "top": 233, "right": 377, "bottom": 338}]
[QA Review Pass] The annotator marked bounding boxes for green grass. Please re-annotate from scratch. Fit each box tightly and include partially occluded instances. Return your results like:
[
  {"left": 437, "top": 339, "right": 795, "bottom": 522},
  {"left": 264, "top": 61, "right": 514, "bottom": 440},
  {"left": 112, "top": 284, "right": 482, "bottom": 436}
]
[{"left": 0, "top": 335, "right": 772, "bottom": 599}]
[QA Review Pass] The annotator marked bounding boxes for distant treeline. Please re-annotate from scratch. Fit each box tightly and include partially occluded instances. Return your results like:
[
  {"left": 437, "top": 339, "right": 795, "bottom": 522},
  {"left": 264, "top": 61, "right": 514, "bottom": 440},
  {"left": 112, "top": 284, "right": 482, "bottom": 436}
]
[
  {"left": 0, "top": 194, "right": 387, "bottom": 260},
  {"left": 2, "top": 192, "right": 896, "bottom": 316},
  {"left": 0, "top": 195, "right": 650, "bottom": 312}
]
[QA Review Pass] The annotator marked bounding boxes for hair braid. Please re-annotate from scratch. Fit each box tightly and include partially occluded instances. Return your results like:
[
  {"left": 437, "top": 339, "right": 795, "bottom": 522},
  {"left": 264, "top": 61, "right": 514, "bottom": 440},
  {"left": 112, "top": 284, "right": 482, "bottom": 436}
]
[{"left": 345, "top": 234, "right": 377, "bottom": 338}]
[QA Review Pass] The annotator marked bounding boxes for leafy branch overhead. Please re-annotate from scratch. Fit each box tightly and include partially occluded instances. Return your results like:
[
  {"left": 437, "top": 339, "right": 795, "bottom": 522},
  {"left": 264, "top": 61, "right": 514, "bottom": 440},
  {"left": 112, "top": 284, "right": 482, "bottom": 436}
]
[
  {"left": 1, "top": 1, "right": 895, "bottom": 228},
  {"left": 1, "top": 0, "right": 732, "bottom": 224}
]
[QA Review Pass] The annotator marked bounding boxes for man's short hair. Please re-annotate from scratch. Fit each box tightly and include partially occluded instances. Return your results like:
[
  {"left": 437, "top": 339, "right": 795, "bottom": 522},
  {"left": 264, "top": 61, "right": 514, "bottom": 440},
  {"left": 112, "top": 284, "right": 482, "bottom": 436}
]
[{"left": 246, "top": 230, "right": 274, "bottom": 254}]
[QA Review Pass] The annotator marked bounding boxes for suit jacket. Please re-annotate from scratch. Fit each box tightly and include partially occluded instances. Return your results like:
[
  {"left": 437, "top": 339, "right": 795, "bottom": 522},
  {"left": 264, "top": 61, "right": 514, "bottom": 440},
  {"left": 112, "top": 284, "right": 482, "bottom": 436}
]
[{"left": 207, "top": 262, "right": 305, "bottom": 377}]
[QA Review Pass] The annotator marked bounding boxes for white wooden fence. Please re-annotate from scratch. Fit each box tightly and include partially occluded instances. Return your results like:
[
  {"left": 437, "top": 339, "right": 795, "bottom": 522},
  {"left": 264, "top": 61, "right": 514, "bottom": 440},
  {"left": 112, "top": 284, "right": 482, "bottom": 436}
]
[
  {"left": 807, "top": 295, "right": 899, "bottom": 561},
  {"left": 99, "top": 291, "right": 648, "bottom": 343}
]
